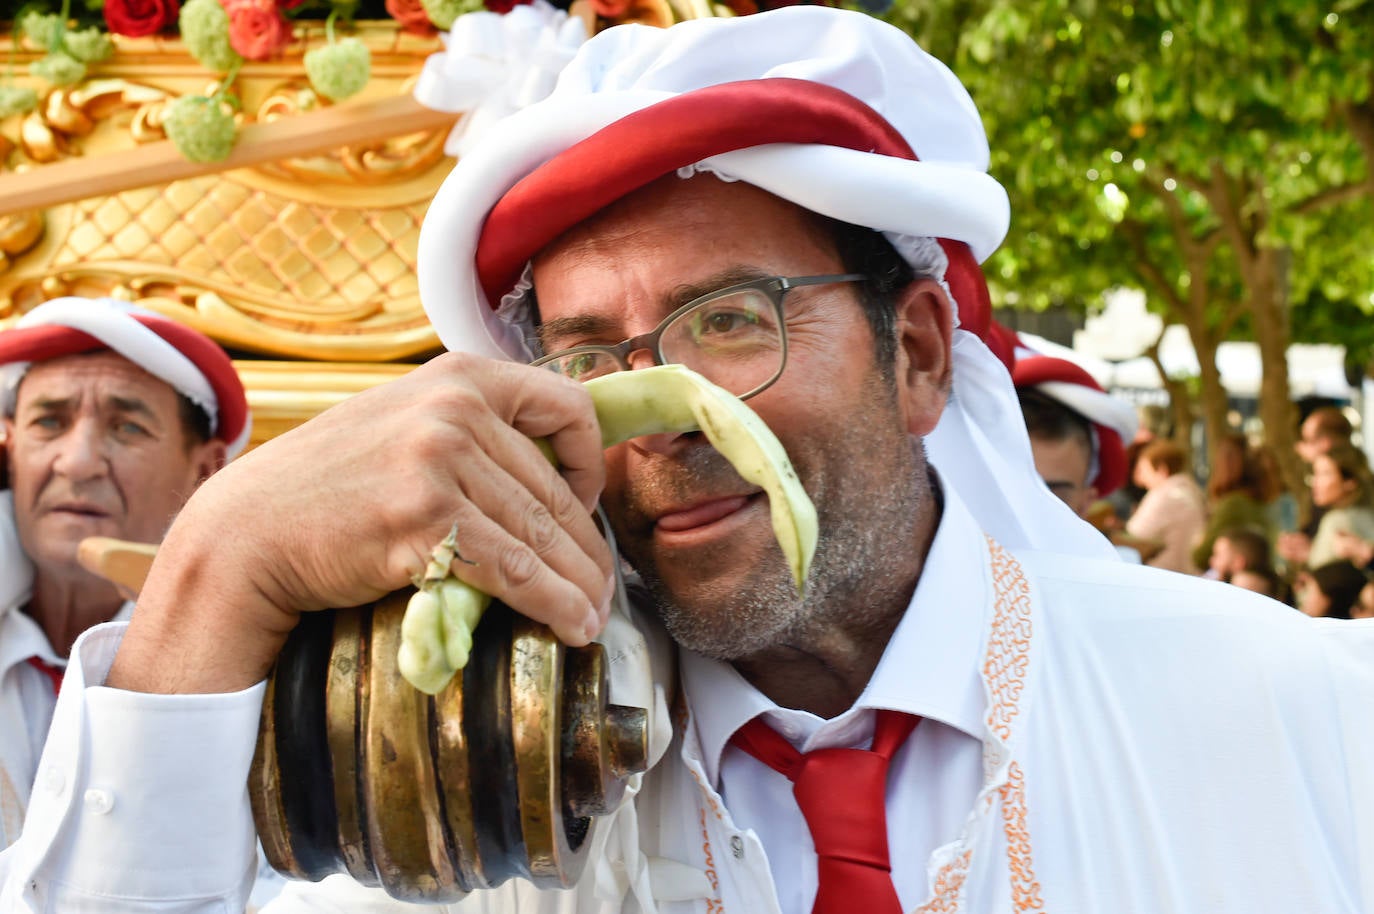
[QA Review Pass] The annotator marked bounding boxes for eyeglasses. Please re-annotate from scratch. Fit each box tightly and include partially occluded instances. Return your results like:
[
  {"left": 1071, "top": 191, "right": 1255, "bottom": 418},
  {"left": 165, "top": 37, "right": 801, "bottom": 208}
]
[{"left": 530, "top": 274, "right": 868, "bottom": 400}]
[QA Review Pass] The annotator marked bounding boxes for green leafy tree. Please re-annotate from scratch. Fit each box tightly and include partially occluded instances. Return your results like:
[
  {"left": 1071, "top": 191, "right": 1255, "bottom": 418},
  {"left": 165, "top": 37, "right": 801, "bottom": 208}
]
[{"left": 883, "top": 0, "right": 1374, "bottom": 511}]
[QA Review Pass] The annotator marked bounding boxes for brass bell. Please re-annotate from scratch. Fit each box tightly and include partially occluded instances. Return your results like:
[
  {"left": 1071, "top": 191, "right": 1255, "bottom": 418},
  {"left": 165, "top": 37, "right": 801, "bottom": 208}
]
[{"left": 248, "top": 589, "right": 649, "bottom": 903}]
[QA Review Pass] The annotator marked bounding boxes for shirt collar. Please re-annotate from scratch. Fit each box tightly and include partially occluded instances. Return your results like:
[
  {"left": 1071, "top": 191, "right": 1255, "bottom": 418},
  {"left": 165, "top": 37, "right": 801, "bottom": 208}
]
[{"left": 681, "top": 478, "right": 990, "bottom": 787}]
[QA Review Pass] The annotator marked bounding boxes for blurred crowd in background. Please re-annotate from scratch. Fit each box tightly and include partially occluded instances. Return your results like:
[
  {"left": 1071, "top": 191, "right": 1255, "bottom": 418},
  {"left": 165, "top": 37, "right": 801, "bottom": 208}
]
[{"left": 1095, "top": 403, "right": 1374, "bottom": 620}]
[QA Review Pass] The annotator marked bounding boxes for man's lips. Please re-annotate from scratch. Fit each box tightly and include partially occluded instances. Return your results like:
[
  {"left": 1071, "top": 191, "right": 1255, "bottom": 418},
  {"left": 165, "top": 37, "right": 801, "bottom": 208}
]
[
  {"left": 654, "top": 494, "right": 754, "bottom": 532},
  {"left": 45, "top": 502, "right": 111, "bottom": 519}
]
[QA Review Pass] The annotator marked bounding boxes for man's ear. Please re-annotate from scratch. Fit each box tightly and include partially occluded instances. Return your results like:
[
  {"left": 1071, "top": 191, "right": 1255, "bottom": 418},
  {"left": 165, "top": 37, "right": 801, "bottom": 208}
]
[
  {"left": 891, "top": 278, "right": 953, "bottom": 438},
  {"left": 190, "top": 439, "right": 228, "bottom": 486},
  {"left": 1, "top": 417, "right": 11, "bottom": 490}
]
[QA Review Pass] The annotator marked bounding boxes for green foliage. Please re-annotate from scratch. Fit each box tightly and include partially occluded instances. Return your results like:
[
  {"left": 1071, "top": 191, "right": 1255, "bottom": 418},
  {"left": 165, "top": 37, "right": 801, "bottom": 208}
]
[{"left": 882, "top": 0, "right": 1374, "bottom": 344}]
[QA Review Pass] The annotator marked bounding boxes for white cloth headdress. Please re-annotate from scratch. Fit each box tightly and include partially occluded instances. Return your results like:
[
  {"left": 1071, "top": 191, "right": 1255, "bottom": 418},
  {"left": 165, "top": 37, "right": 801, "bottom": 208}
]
[
  {"left": 415, "top": 6, "right": 1115, "bottom": 558},
  {"left": 0, "top": 297, "right": 250, "bottom": 458}
]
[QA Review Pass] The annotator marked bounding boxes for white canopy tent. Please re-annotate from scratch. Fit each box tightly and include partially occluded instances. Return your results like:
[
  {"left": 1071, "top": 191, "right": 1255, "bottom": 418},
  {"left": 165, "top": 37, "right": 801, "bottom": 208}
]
[{"left": 1034, "top": 289, "right": 1357, "bottom": 401}]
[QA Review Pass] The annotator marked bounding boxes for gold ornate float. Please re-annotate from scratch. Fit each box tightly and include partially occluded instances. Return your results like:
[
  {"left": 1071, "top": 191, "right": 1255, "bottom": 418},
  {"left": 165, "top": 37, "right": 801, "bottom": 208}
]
[
  {"left": 0, "top": 22, "right": 459, "bottom": 448},
  {"left": 0, "top": 0, "right": 739, "bottom": 446}
]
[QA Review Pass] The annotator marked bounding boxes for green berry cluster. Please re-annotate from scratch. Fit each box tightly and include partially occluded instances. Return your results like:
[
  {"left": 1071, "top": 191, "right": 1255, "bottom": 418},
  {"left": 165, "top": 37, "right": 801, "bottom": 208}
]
[
  {"left": 19, "top": 10, "right": 115, "bottom": 89},
  {"left": 180, "top": 0, "right": 245, "bottom": 73},
  {"left": 163, "top": 93, "right": 239, "bottom": 163},
  {"left": 305, "top": 36, "right": 371, "bottom": 102}
]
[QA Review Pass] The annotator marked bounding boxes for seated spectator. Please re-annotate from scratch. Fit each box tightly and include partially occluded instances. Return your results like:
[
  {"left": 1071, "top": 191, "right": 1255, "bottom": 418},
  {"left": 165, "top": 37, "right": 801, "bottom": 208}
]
[
  {"left": 1192, "top": 432, "right": 1278, "bottom": 572},
  {"left": 1295, "top": 405, "right": 1354, "bottom": 468},
  {"left": 1126, "top": 439, "right": 1208, "bottom": 575},
  {"left": 1353, "top": 577, "right": 1374, "bottom": 620},
  {"left": 1207, "top": 526, "right": 1274, "bottom": 584},
  {"left": 1279, "top": 443, "right": 1374, "bottom": 571},
  {"left": 1331, "top": 528, "right": 1374, "bottom": 572},
  {"left": 1294, "top": 560, "right": 1368, "bottom": 619},
  {"left": 1230, "top": 566, "right": 1286, "bottom": 602}
]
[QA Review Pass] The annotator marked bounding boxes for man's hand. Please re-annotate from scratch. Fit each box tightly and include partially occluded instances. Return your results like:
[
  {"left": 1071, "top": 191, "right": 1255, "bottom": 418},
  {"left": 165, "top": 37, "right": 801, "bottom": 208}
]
[
  {"left": 1332, "top": 529, "right": 1374, "bottom": 568},
  {"left": 1277, "top": 531, "right": 1312, "bottom": 567},
  {"left": 107, "top": 353, "right": 615, "bottom": 694}
]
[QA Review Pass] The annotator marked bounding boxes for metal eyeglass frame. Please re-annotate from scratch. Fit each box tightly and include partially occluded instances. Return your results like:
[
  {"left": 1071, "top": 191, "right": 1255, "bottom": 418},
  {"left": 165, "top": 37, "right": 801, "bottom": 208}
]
[{"left": 530, "top": 273, "right": 869, "bottom": 401}]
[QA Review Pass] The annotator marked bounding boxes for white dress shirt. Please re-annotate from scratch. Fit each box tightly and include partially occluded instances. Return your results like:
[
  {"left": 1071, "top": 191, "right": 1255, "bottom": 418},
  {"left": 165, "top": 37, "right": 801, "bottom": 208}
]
[
  {"left": 0, "top": 485, "right": 137, "bottom": 852},
  {"left": 4, "top": 486, "right": 1374, "bottom": 913},
  {"left": 679, "top": 483, "right": 990, "bottom": 914}
]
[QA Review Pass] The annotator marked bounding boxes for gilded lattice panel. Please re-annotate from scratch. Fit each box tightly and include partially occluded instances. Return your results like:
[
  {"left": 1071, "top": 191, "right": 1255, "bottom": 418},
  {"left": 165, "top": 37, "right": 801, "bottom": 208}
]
[{"left": 0, "top": 23, "right": 453, "bottom": 365}]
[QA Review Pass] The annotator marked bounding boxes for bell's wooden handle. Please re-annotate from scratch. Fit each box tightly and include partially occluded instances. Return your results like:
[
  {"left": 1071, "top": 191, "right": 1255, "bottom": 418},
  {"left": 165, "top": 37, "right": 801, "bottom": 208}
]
[{"left": 77, "top": 536, "right": 158, "bottom": 596}]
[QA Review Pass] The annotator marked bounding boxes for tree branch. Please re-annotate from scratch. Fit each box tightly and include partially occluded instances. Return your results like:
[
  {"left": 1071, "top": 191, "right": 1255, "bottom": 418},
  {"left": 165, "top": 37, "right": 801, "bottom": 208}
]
[
  {"left": 1204, "top": 159, "right": 1258, "bottom": 276},
  {"left": 1292, "top": 179, "right": 1374, "bottom": 215},
  {"left": 1217, "top": 299, "right": 1249, "bottom": 339},
  {"left": 1119, "top": 219, "right": 1186, "bottom": 316}
]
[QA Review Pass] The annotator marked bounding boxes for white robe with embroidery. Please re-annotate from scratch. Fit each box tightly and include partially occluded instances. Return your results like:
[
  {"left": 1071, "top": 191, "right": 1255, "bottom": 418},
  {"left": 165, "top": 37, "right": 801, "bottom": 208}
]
[{"left": 3, "top": 484, "right": 1373, "bottom": 914}]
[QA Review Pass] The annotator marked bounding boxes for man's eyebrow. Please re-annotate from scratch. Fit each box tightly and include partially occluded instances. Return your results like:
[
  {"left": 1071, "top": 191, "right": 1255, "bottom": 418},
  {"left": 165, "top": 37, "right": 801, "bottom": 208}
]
[
  {"left": 537, "top": 313, "right": 620, "bottom": 350},
  {"left": 536, "top": 266, "right": 774, "bottom": 351},
  {"left": 20, "top": 395, "right": 74, "bottom": 414},
  {"left": 108, "top": 395, "right": 159, "bottom": 421}
]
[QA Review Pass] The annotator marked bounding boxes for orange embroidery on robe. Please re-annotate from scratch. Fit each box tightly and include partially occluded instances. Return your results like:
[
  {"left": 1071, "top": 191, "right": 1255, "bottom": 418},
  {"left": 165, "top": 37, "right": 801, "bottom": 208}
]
[
  {"left": 914, "top": 847, "right": 973, "bottom": 913},
  {"left": 1000, "top": 761, "right": 1045, "bottom": 913},
  {"left": 917, "top": 537, "right": 1043, "bottom": 912},
  {"left": 698, "top": 805, "right": 724, "bottom": 913},
  {"left": 983, "top": 537, "right": 1033, "bottom": 744}
]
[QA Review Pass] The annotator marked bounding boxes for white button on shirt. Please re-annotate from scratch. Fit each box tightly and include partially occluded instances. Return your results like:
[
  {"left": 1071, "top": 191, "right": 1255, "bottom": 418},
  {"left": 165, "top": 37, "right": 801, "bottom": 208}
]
[
  {"left": 39, "top": 768, "right": 63, "bottom": 798},
  {"left": 679, "top": 486, "right": 992, "bottom": 914},
  {"left": 82, "top": 790, "right": 113, "bottom": 815}
]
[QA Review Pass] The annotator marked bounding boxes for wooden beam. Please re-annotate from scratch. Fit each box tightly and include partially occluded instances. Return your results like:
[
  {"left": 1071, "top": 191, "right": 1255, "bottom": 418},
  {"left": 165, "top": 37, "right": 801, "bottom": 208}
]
[{"left": 0, "top": 94, "right": 459, "bottom": 218}]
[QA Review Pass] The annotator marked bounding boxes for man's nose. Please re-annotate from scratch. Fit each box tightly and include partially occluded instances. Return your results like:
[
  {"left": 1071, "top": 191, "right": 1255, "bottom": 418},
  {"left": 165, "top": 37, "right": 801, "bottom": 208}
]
[
  {"left": 625, "top": 349, "right": 660, "bottom": 371},
  {"left": 620, "top": 351, "right": 691, "bottom": 453},
  {"left": 53, "top": 421, "right": 109, "bottom": 479}
]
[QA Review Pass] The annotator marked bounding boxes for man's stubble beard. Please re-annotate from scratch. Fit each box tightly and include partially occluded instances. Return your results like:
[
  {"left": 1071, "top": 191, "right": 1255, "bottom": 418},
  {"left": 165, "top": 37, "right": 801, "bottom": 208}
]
[{"left": 627, "top": 379, "right": 928, "bottom": 662}]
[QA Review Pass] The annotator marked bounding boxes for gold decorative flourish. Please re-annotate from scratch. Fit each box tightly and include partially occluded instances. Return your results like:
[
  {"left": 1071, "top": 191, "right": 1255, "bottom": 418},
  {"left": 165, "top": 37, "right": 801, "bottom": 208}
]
[
  {"left": 16, "top": 81, "right": 174, "bottom": 165},
  {"left": 254, "top": 80, "right": 450, "bottom": 186},
  {"left": 0, "top": 207, "right": 44, "bottom": 275}
]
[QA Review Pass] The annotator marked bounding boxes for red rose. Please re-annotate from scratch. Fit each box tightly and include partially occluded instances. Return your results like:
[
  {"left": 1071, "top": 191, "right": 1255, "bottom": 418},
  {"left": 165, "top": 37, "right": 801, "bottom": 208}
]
[
  {"left": 385, "top": 0, "right": 436, "bottom": 35},
  {"left": 223, "top": 0, "right": 292, "bottom": 60},
  {"left": 103, "top": 0, "right": 180, "bottom": 37},
  {"left": 484, "top": 0, "right": 533, "bottom": 12}
]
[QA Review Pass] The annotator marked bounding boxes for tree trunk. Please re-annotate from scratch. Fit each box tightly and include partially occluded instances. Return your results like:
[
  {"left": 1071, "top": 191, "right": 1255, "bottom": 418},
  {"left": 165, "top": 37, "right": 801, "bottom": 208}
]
[
  {"left": 1250, "top": 248, "right": 1307, "bottom": 526},
  {"left": 1192, "top": 330, "right": 1230, "bottom": 483}
]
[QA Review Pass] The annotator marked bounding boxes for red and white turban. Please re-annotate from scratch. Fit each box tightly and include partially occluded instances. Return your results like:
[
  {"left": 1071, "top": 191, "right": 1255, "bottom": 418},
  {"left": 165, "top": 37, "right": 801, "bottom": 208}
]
[
  {"left": 415, "top": 6, "right": 1116, "bottom": 558},
  {"left": 0, "top": 297, "right": 250, "bottom": 458},
  {"left": 1012, "top": 354, "right": 1138, "bottom": 496}
]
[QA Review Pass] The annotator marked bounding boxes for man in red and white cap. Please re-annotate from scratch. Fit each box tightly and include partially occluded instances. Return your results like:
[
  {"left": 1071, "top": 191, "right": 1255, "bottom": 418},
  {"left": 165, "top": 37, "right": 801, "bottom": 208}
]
[
  {"left": 0, "top": 296, "right": 248, "bottom": 850},
  {"left": 1010, "top": 351, "right": 1163, "bottom": 564},
  {"left": 5, "top": 9, "right": 1374, "bottom": 914},
  {"left": 1012, "top": 353, "right": 1136, "bottom": 518}
]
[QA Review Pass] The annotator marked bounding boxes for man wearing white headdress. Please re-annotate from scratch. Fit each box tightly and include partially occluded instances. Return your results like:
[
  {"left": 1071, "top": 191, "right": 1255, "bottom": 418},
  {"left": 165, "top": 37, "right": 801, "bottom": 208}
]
[
  {"left": 3, "top": 9, "right": 1374, "bottom": 914},
  {"left": 0, "top": 297, "right": 249, "bottom": 850}
]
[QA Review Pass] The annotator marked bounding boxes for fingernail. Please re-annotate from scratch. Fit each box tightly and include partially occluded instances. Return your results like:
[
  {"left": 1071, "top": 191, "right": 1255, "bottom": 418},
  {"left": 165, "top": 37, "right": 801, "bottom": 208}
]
[
  {"left": 601, "top": 573, "right": 616, "bottom": 621},
  {"left": 583, "top": 606, "right": 602, "bottom": 642}
]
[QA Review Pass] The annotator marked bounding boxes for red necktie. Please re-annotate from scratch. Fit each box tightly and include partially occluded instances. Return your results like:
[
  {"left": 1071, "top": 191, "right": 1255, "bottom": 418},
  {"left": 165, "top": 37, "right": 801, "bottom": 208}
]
[
  {"left": 26, "top": 656, "right": 65, "bottom": 695},
  {"left": 732, "top": 710, "right": 919, "bottom": 914}
]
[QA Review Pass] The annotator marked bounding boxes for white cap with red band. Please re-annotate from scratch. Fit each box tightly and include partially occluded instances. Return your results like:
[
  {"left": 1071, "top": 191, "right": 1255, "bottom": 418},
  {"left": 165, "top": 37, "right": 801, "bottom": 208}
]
[
  {"left": 0, "top": 297, "right": 251, "bottom": 458},
  {"left": 1012, "top": 352, "right": 1138, "bottom": 496},
  {"left": 415, "top": 6, "right": 1117, "bottom": 559}
]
